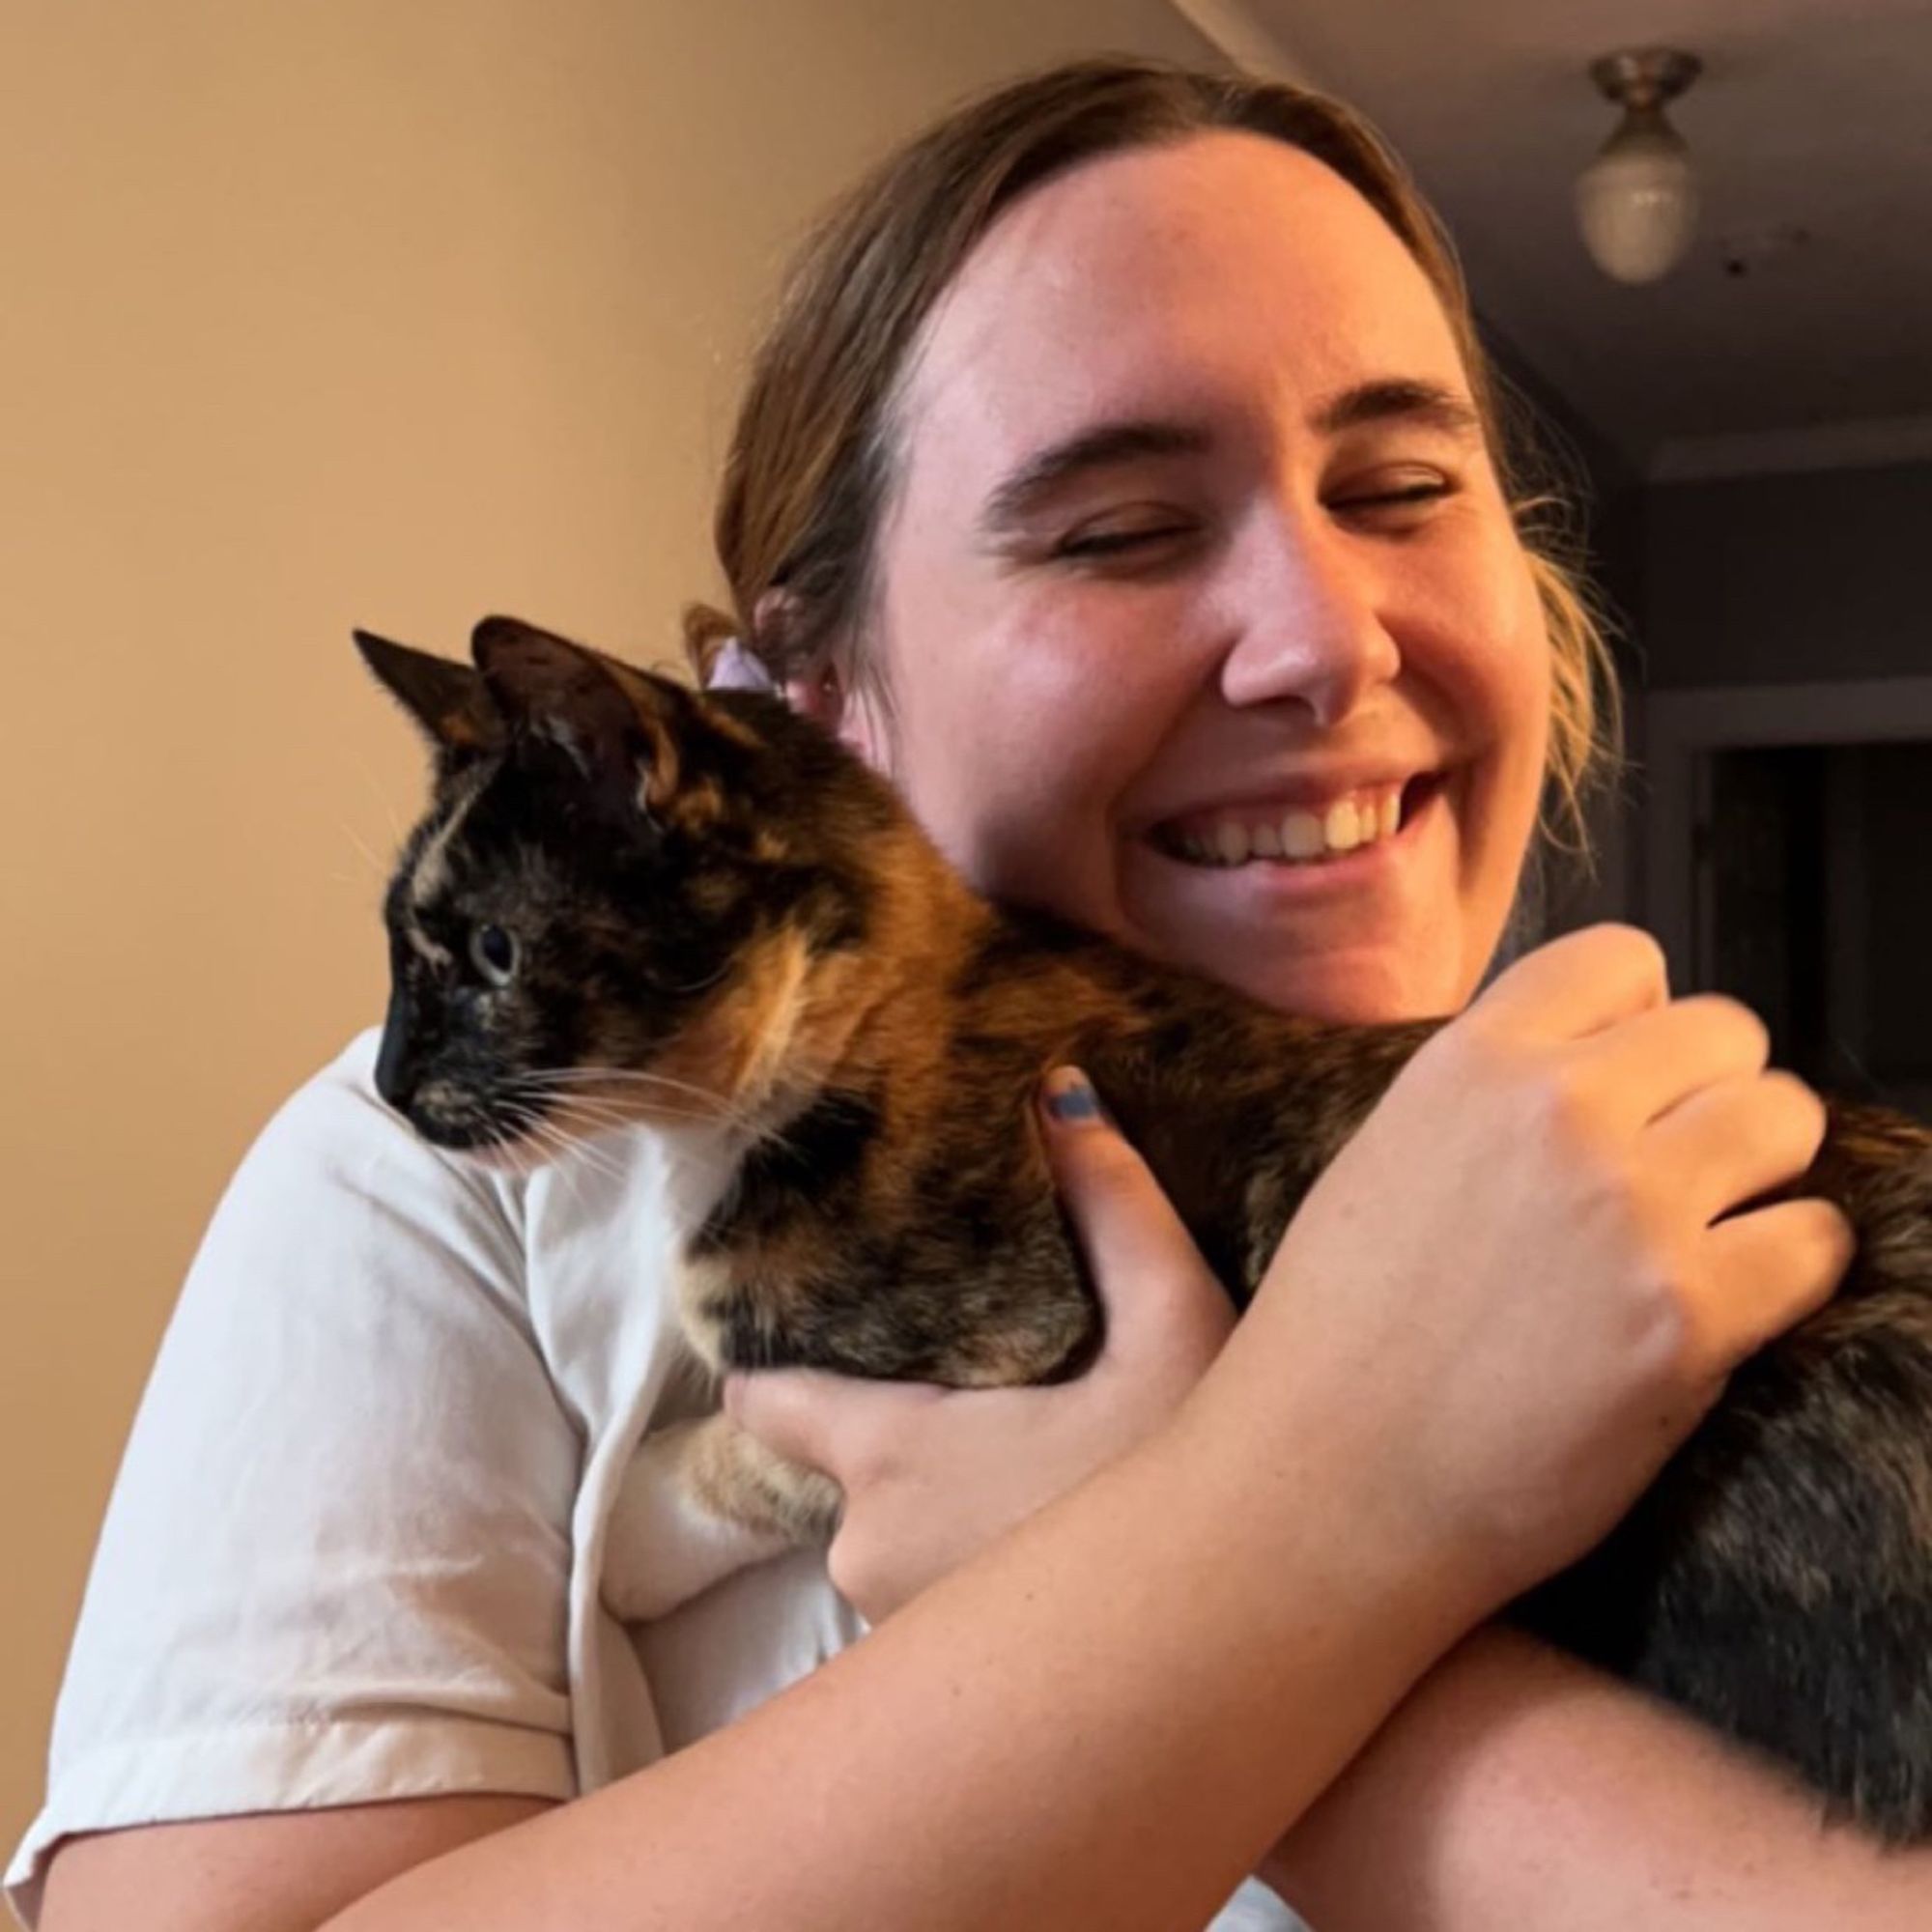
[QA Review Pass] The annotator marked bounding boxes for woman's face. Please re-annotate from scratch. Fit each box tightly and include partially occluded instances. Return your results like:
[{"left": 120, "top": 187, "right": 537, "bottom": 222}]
[{"left": 846, "top": 131, "right": 1551, "bottom": 1022}]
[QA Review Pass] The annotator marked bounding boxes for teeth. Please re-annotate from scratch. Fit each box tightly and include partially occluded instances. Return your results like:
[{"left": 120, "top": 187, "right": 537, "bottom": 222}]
[
  {"left": 1280, "top": 810, "right": 1325, "bottom": 860},
  {"left": 1323, "top": 800, "right": 1361, "bottom": 853},
  {"left": 1165, "top": 782, "right": 1413, "bottom": 869}
]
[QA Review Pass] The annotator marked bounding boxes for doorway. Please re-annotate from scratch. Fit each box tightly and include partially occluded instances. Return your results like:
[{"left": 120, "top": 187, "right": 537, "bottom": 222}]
[
  {"left": 1698, "top": 742, "right": 1932, "bottom": 1113},
  {"left": 1645, "top": 676, "right": 1932, "bottom": 1112}
]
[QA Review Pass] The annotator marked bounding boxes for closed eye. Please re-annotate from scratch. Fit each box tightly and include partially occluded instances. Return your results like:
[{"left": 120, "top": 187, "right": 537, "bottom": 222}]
[
  {"left": 1329, "top": 476, "right": 1459, "bottom": 519},
  {"left": 1054, "top": 524, "right": 1196, "bottom": 560},
  {"left": 1052, "top": 469, "right": 1461, "bottom": 565}
]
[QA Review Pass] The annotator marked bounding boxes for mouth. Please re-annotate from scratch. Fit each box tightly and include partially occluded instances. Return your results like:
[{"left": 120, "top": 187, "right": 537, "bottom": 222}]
[{"left": 1147, "top": 773, "right": 1447, "bottom": 870}]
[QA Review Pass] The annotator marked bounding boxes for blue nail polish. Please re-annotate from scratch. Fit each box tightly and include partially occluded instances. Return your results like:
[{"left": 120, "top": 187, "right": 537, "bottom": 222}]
[{"left": 1044, "top": 1073, "right": 1100, "bottom": 1122}]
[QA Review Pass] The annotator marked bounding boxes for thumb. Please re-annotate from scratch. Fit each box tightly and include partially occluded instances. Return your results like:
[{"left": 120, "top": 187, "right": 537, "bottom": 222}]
[
  {"left": 724, "top": 1365, "right": 933, "bottom": 1479},
  {"left": 1037, "top": 1066, "right": 1236, "bottom": 1374}
]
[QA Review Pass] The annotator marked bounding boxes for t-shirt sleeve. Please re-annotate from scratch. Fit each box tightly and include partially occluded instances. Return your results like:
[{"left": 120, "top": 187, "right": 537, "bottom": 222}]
[{"left": 6, "top": 1035, "right": 581, "bottom": 1926}]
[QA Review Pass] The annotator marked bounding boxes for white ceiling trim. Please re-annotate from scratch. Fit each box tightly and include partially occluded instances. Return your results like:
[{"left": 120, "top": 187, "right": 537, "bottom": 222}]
[{"left": 1649, "top": 412, "right": 1932, "bottom": 483}]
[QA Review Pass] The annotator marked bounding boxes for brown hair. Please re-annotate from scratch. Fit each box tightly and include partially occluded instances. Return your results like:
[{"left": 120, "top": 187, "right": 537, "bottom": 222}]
[{"left": 684, "top": 55, "right": 1620, "bottom": 853}]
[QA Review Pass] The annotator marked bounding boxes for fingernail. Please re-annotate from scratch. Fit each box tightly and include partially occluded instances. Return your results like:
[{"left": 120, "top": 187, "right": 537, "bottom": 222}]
[{"left": 1041, "top": 1065, "right": 1103, "bottom": 1124}]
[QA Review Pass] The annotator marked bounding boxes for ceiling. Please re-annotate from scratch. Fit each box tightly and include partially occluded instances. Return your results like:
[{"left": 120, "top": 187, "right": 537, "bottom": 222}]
[{"left": 1168, "top": 0, "right": 1932, "bottom": 477}]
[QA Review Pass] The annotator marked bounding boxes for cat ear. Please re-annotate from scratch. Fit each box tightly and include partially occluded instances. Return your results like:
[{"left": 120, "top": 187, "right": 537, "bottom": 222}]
[
  {"left": 354, "top": 630, "right": 501, "bottom": 755},
  {"left": 469, "top": 615, "right": 684, "bottom": 814}
]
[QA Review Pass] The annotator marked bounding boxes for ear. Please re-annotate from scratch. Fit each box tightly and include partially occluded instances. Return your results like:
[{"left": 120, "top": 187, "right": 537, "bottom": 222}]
[
  {"left": 756, "top": 587, "right": 888, "bottom": 769},
  {"left": 354, "top": 630, "right": 501, "bottom": 754},
  {"left": 469, "top": 615, "right": 685, "bottom": 814},
  {"left": 783, "top": 660, "right": 889, "bottom": 771}
]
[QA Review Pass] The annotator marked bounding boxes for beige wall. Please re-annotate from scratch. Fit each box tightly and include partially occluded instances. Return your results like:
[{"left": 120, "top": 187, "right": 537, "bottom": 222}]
[{"left": 0, "top": 0, "right": 1208, "bottom": 1856}]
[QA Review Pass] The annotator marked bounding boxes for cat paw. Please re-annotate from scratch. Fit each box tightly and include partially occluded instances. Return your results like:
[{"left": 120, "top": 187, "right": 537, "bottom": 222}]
[{"left": 602, "top": 1419, "right": 801, "bottom": 1623}]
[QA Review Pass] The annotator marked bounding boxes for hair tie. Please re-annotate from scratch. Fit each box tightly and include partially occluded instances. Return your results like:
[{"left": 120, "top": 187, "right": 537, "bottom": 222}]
[{"left": 704, "top": 636, "right": 780, "bottom": 694}]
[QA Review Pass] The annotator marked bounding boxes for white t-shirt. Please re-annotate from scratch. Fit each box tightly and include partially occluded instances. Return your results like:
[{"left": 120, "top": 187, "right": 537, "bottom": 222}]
[{"left": 7, "top": 1032, "right": 1302, "bottom": 1931}]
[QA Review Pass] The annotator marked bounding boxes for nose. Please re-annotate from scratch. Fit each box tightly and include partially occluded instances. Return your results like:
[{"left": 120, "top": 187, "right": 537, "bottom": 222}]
[
  {"left": 374, "top": 983, "right": 418, "bottom": 1111},
  {"left": 1213, "top": 499, "right": 1402, "bottom": 728}
]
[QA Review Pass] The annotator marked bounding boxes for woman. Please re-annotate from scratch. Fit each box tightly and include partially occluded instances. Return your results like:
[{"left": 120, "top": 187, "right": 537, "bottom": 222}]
[{"left": 21, "top": 56, "right": 1919, "bottom": 1932}]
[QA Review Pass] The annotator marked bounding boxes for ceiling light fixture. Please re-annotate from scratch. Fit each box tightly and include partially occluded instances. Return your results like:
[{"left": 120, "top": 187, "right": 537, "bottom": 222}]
[{"left": 1576, "top": 48, "right": 1703, "bottom": 285}]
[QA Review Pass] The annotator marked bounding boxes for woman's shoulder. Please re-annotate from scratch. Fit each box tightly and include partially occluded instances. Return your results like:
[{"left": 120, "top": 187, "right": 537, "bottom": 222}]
[
  {"left": 217, "top": 1030, "right": 709, "bottom": 1430},
  {"left": 249, "top": 1026, "right": 513, "bottom": 1212},
  {"left": 228, "top": 1028, "right": 686, "bottom": 1279}
]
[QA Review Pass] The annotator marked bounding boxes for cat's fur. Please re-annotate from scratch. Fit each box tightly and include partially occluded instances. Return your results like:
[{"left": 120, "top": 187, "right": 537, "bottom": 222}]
[{"left": 358, "top": 614, "right": 1932, "bottom": 1841}]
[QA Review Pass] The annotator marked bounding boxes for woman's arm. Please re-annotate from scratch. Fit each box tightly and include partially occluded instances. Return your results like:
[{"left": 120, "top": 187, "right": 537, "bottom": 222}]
[
  {"left": 1264, "top": 1627, "right": 1931, "bottom": 1930},
  {"left": 33, "top": 1050, "right": 1473, "bottom": 1932},
  {"left": 36, "top": 1376, "right": 1479, "bottom": 1932},
  {"left": 21, "top": 1038, "right": 581, "bottom": 1932},
  {"left": 317, "top": 1376, "right": 1492, "bottom": 1932},
  {"left": 40, "top": 1800, "right": 555, "bottom": 1932}
]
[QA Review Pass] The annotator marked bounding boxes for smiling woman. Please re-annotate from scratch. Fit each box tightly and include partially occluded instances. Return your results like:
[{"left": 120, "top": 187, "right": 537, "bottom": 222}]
[
  {"left": 852, "top": 135, "right": 1551, "bottom": 1022},
  {"left": 25, "top": 51, "right": 1921, "bottom": 1932},
  {"left": 687, "top": 84, "right": 1609, "bottom": 1025}
]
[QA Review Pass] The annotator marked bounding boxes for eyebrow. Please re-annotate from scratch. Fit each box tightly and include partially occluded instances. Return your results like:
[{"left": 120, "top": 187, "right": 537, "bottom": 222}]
[
  {"left": 1312, "top": 377, "right": 1483, "bottom": 441},
  {"left": 974, "top": 377, "right": 1484, "bottom": 540},
  {"left": 976, "top": 419, "right": 1211, "bottom": 539}
]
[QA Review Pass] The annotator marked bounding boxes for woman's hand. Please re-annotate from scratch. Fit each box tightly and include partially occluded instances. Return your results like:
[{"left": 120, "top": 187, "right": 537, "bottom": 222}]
[
  {"left": 1205, "top": 922, "right": 1857, "bottom": 1614},
  {"left": 725, "top": 1071, "right": 1234, "bottom": 1622}
]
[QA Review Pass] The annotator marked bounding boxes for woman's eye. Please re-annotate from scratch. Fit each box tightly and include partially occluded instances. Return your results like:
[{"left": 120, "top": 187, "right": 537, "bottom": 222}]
[
  {"left": 1330, "top": 475, "right": 1457, "bottom": 518},
  {"left": 469, "top": 923, "right": 518, "bottom": 986},
  {"left": 1054, "top": 524, "right": 1194, "bottom": 560}
]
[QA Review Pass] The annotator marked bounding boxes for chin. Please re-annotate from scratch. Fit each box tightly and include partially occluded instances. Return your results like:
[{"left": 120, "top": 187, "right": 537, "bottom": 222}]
[{"left": 1236, "top": 958, "right": 1440, "bottom": 1025}]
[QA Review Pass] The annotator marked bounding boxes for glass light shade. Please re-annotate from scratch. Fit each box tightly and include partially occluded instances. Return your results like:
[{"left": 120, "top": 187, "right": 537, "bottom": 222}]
[{"left": 1575, "top": 107, "right": 1699, "bottom": 284}]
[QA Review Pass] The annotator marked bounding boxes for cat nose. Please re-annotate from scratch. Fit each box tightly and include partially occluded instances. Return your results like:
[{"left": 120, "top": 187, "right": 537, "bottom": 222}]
[{"left": 374, "top": 988, "right": 418, "bottom": 1111}]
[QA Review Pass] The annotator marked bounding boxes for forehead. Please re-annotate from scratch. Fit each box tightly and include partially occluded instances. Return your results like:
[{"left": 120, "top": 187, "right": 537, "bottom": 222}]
[{"left": 894, "top": 130, "right": 1468, "bottom": 478}]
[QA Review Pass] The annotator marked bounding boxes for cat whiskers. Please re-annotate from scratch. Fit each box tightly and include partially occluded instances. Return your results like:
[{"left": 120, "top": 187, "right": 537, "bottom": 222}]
[
  {"left": 496, "top": 1091, "right": 632, "bottom": 1166},
  {"left": 514, "top": 1064, "right": 786, "bottom": 1150},
  {"left": 507, "top": 1080, "right": 737, "bottom": 1141},
  {"left": 441, "top": 1101, "right": 583, "bottom": 1214},
  {"left": 648, "top": 962, "right": 735, "bottom": 998},
  {"left": 489, "top": 1100, "right": 629, "bottom": 1212},
  {"left": 495, "top": 1084, "right": 774, "bottom": 1215},
  {"left": 327, "top": 809, "right": 406, "bottom": 896}
]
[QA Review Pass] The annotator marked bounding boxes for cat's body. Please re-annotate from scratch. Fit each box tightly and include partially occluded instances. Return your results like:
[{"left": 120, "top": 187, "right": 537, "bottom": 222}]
[
  {"left": 683, "top": 903, "right": 1421, "bottom": 1388},
  {"left": 359, "top": 616, "right": 1932, "bottom": 1841}
]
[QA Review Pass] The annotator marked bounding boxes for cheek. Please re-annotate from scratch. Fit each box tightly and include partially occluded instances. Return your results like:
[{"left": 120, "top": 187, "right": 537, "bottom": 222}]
[
  {"left": 1489, "top": 582, "right": 1556, "bottom": 823},
  {"left": 1450, "top": 559, "right": 1555, "bottom": 913},
  {"left": 884, "top": 595, "right": 1184, "bottom": 911}
]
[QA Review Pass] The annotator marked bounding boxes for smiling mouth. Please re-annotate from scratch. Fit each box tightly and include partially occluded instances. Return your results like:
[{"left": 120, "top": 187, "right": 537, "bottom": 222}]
[{"left": 1151, "top": 774, "right": 1444, "bottom": 869}]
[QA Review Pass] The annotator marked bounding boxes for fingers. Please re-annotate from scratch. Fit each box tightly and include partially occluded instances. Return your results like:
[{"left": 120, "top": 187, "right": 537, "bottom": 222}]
[
  {"left": 1697, "top": 1195, "right": 1856, "bottom": 1370},
  {"left": 1037, "top": 1067, "right": 1236, "bottom": 1375},
  {"left": 1646, "top": 1067, "right": 1831, "bottom": 1224},
  {"left": 1475, "top": 923, "right": 1671, "bottom": 1042},
  {"left": 1574, "top": 993, "right": 1772, "bottom": 1133}
]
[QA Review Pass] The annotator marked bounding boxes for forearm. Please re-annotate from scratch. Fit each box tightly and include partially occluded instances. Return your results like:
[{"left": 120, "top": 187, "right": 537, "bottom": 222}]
[
  {"left": 1262, "top": 1625, "right": 1932, "bottom": 1931},
  {"left": 326, "top": 1398, "right": 1491, "bottom": 1932}
]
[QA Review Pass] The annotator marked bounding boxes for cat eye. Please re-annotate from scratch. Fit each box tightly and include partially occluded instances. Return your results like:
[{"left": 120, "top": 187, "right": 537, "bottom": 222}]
[{"left": 469, "top": 922, "right": 518, "bottom": 986}]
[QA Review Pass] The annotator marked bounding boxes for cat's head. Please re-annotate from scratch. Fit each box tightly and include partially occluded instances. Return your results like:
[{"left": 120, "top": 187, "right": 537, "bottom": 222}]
[{"left": 355, "top": 616, "right": 923, "bottom": 1156}]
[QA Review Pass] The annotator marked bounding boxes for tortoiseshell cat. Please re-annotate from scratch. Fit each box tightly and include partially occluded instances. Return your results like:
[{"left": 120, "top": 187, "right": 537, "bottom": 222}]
[{"left": 357, "top": 614, "right": 1932, "bottom": 1842}]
